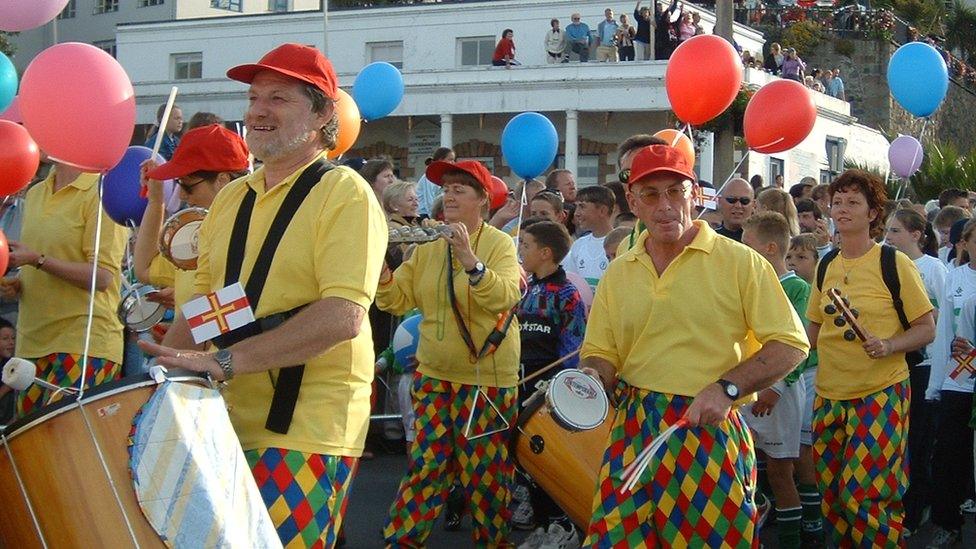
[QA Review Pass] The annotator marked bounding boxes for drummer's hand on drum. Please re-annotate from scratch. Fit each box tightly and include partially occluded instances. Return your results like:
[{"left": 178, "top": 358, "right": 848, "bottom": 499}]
[
  {"left": 0, "top": 277, "right": 20, "bottom": 299},
  {"left": 750, "top": 388, "right": 780, "bottom": 417},
  {"left": 140, "top": 159, "right": 165, "bottom": 202},
  {"left": 147, "top": 286, "right": 176, "bottom": 310},
  {"left": 684, "top": 383, "right": 732, "bottom": 427},
  {"left": 444, "top": 223, "right": 478, "bottom": 270},
  {"left": 138, "top": 340, "right": 226, "bottom": 381}
]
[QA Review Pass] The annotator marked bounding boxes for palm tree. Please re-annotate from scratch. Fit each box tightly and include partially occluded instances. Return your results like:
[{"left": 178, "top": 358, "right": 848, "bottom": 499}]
[{"left": 946, "top": 1, "right": 976, "bottom": 64}]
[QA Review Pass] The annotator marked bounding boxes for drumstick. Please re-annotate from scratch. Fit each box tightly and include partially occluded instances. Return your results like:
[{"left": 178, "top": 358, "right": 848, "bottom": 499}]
[
  {"left": 517, "top": 349, "right": 581, "bottom": 387},
  {"left": 141, "top": 87, "right": 179, "bottom": 198},
  {"left": 620, "top": 418, "right": 690, "bottom": 493}
]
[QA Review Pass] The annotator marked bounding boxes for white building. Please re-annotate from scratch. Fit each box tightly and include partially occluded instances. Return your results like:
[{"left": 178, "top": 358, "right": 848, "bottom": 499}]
[{"left": 112, "top": 0, "right": 886, "bottom": 186}]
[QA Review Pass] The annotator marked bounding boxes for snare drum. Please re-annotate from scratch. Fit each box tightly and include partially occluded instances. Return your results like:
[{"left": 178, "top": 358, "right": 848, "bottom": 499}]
[
  {"left": 514, "top": 369, "right": 612, "bottom": 529},
  {"left": 158, "top": 207, "right": 207, "bottom": 271},
  {"left": 118, "top": 283, "right": 166, "bottom": 332}
]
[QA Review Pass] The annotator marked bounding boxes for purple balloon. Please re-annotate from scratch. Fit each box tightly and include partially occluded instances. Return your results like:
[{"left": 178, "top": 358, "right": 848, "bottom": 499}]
[
  {"left": 888, "top": 135, "right": 924, "bottom": 179},
  {"left": 0, "top": 0, "right": 70, "bottom": 32},
  {"left": 101, "top": 146, "right": 176, "bottom": 226}
]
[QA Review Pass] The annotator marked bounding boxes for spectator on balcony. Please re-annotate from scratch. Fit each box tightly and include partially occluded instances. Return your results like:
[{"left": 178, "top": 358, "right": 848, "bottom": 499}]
[
  {"left": 566, "top": 13, "right": 592, "bottom": 62},
  {"left": 678, "top": 11, "right": 696, "bottom": 42},
  {"left": 805, "top": 74, "right": 826, "bottom": 93},
  {"left": 616, "top": 14, "right": 637, "bottom": 61},
  {"left": 544, "top": 18, "right": 569, "bottom": 64},
  {"left": 491, "top": 29, "right": 520, "bottom": 69},
  {"left": 654, "top": 0, "right": 680, "bottom": 60},
  {"left": 827, "top": 68, "right": 846, "bottom": 101},
  {"left": 596, "top": 8, "right": 620, "bottom": 62},
  {"left": 692, "top": 11, "right": 705, "bottom": 35},
  {"left": 781, "top": 48, "right": 806, "bottom": 82},
  {"left": 633, "top": 1, "right": 653, "bottom": 60},
  {"left": 764, "top": 42, "right": 784, "bottom": 74}
]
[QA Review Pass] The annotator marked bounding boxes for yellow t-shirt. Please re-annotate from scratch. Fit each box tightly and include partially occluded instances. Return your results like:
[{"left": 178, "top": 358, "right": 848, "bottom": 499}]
[
  {"left": 582, "top": 221, "right": 809, "bottom": 397},
  {"left": 375, "top": 223, "right": 522, "bottom": 387},
  {"left": 807, "top": 244, "right": 933, "bottom": 400},
  {"left": 16, "top": 170, "right": 127, "bottom": 363},
  {"left": 194, "top": 154, "right": 388, "bottom": 456},
  {"left": 146, "top": 254, "right": 195, "bottom": 316}
]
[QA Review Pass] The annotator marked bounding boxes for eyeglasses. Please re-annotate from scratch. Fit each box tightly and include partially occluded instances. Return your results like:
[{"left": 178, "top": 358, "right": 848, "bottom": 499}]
[
  {"left": 617, "top": 169, "right": 631, "bottom": 184},
  {"left": 175, "top": 177, "right": 207, "bottom": 194},
  {"left": 633, "top": 183, "right": 692, "bottom": 206},
  {"left": 572, "top": 17, "right": 580, "bottom": 20},
  {"left": 723, "top": 197, "right": 752, "bottom": 205}
]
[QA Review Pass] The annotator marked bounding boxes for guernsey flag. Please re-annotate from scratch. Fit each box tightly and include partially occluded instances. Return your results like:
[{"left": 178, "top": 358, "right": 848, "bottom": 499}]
[{"left": 183, "top": 282, "right": 255, "bottom": 344}]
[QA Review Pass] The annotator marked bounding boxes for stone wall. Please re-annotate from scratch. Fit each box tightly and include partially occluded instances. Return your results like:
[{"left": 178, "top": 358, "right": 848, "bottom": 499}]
[{"left": 801, "top": 38, "right": 976, "bottom": 151}]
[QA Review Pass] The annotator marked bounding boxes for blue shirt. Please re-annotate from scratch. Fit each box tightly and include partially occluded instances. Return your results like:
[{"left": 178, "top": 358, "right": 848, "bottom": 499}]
[
  {"left": 598, "top": 20, "right": 618, "bottom": 45},
  {"left": 827, "top": 77, "right": 845, "bottom": 98},
  {"left": 416, "top": 174, "right": 442, "bottom": 217},
  {"left": 144, "top": 131, "right": 180, "bottom": 161},
  {"left": 566, "top": 22, "right": 591, "bottom": 45}
]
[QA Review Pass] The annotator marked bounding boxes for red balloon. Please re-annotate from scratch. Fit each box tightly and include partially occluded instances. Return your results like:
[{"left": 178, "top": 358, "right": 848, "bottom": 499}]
[
  {"left": 0, "top": 120, "right": 39, "bottom": 196},
  {"left": 489, "top": 176, "right": 509, "bottom": 210},
  {"left": 665, "top": 35, "right": 743, "bottom": 126},
  {"left": 744, "top": 80, "right": 817, "bottom": 154},
  {"left": 0, "top": 229, "right": 8, "bottom": 276},
  {"left": 0, "top": 96, "right": 21, "bottom": 123}
]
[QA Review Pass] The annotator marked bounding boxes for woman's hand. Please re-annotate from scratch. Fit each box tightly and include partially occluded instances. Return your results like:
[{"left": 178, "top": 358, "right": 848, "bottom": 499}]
[
  {"left": 8, "top": 241, "right": 40, "bottom": 269},
  {"left": 863, "top": 335, "right": 892, "bottom": 360},
  {"left": 444, "top": 223, "right": 478, "bottom": 271}
]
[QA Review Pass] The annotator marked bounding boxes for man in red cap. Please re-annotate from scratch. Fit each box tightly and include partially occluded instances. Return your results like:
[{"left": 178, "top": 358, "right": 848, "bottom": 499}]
[
  {"left": 140, "top": 44, "right": 388, "bottom": 548},
  {"left": 134, "top": 124, "right": 251, "bottom": 314},
  {"left": 578, "top": 144, "right": 809, "bottom": 547}
]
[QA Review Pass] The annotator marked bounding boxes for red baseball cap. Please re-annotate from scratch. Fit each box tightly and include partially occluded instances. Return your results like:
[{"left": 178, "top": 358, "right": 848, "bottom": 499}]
[
  {"left": 146, "top": 124, "right": 250, "bottom": 181},
  {"left": 226, "top": 43, "right": 338, "bottom": 100},
  {"left": 628, "top": 144, "right": 697, "bottom": 186},
  {"left": 426, "top": 160, "right": 494, "bottom": 195}
]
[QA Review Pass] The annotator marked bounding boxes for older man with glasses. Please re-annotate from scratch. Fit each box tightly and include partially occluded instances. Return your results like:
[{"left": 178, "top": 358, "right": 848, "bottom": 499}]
[
  {"left": 716, "top": 177, "right": 755, "bottom": 242},
  {"left": 565, "top": 12, "right": 592, "bottom": 62}
]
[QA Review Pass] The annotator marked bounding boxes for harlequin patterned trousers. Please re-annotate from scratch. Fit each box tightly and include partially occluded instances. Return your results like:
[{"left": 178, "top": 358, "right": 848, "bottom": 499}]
[
  {"left": 812, "top": 380, "right": 909, "bottom": 548},
  {"left": 16, "top": 352, "right": 120, "bottom": 416},
  {"left": 384, "top": 373, "right": 517, "bottom": 548},
  {"left": 584, "top": 386, "right": 758, "bottom": 548}
]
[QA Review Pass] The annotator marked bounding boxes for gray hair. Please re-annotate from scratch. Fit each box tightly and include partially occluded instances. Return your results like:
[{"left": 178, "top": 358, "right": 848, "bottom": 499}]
[
  {"left": 302, "top": 84, "right": 339, "bottom": 151},
  {"left": 382, "top": 180, "right": 416, "bottom": 213}
]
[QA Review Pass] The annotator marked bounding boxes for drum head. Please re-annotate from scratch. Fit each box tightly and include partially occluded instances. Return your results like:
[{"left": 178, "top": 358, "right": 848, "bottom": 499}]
[
  {"left": 546, "top": 370, "right": 609, "bottom": 431},
  {"left": 119, "top": 286, "right": 165, "bottom": 332},
  {"left": 169, "top": 220, "right": 202, "bottom": 262}
]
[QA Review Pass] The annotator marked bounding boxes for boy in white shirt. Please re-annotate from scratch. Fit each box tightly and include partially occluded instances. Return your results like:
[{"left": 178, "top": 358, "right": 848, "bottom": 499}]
[{"left": 563, "top": 186, "right": 615, "bottom": 294}]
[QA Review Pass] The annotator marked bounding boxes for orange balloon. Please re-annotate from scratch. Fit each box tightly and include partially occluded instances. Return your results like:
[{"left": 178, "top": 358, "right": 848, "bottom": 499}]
[
  {"left": 327, "top": 89, "right": 361, "bottom": 159},
  {"left": 653, "top": 129, "right": 696, "bottom": 167}
]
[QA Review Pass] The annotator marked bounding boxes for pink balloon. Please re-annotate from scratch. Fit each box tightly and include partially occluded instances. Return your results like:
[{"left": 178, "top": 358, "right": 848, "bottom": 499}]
[
  {"left": 0, "top": 96, "right": 21, "bottom": 123},
  {"left": 565, "top": 271, "right": 593, "bottom": 312},
  {"left": 20, "top": 43, "right": 135, "bottom": 172},
  {"left": 0, "top": 0, "right": 70, "bottom": 32}
]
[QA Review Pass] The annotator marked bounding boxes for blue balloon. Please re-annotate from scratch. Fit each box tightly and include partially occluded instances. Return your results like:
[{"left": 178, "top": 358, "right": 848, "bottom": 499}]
[
  {"left": 0, "top": 52, "right": 17, "bottom": 113},
  {"left": 392, "top": 314, "right": 422, "bottom": 368},
  {"left": 887, "top": 42, "right": 948, "bottom": 118},
  {"left": 101, "top": 146, "right": 164, "bottom": 226},
  {"left": 501, "top": 112, "right": 558, "bottom": 179},
  {"left": 352, "top": 62, "right": 403, "bottom": 121}
]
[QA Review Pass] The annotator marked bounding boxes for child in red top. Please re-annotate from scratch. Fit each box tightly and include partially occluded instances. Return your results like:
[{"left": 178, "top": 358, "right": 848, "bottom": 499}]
[{"left": 492, "top": 29, "right": 521, "bottom": 68}]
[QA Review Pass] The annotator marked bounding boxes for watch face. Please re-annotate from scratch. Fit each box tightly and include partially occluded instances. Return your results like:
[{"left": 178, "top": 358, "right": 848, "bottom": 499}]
[
  {"left": 727, "top": 384, "right": 739, "bottom": 399},
  {"left": 214, "top": 349, "right": 231, "bottom": 363}
]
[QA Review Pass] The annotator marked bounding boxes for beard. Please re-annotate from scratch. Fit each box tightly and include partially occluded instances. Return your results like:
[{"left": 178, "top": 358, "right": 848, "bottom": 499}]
[{"left": 245, "top": 120, "right": 318, "bottom": 162}]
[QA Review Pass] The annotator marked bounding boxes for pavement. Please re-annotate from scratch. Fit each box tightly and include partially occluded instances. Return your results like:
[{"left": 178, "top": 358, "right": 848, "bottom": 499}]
[{"left": 341, "top": 452, "right": 975, "bottom": 548}]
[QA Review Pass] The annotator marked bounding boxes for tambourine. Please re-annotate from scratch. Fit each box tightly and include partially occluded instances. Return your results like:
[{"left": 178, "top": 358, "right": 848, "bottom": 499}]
[
  {"left": 159, "top": 207, "right": 207, "bottom": 270},
  {"left": 118, "top": 283, "right": 166, "bottom": 332},
  {"left": 388, "top": 225, "right": 453, "bottom": 244}
]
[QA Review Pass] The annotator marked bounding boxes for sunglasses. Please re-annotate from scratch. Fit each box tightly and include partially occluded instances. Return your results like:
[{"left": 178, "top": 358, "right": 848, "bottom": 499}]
[
  {"left": 175, "top": 177, "right": 207, "bottom": 194},
  {"left": 723, "top": 197, "right": 752, "bottom": 205}
]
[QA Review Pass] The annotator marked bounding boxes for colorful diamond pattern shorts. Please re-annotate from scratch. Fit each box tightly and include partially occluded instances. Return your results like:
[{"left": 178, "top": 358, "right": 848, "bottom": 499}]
[
  {"left": 584, "top": 386, "right": 758, "bottom": 548},
  {"left": 16, "top": 352, "right": 121, "bottom": 416},
  {"left": 384, "top": 373, "right": 517, "bottom": 548},
  {"left": 812, "top": 380, "right": 909, "bottom": 548}
]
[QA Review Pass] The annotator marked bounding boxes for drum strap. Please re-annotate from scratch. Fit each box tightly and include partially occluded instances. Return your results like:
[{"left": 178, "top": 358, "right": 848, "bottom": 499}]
[{"left": 215, "top": 158, "right": 333, "bottom": 434}]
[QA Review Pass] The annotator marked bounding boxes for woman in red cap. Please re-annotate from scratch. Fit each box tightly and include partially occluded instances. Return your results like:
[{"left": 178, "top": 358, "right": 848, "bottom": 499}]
[
  {"left": 134, "top": 124, "right": 250, "bottom": 314},
  {"left": 377, "top": 159, "right": 522, "bottom": 547}
]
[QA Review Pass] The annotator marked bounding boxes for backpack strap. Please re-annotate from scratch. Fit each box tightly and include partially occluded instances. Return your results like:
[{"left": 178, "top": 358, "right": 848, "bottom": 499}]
[
  {"left": 881, "top": 244, "right": 911, "bottom": 331},
  {"left": 815, "top": 248, "right": 841, "bottom": 292}
]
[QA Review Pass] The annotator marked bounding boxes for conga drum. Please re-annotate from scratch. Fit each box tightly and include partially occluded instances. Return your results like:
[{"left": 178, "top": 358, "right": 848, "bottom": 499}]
[
  {"left": 513, "top": 369, "right": 613, "bottom": 530},
  {"left": 158, "top": 207, "right": 207, "bottom": 271},
  {"left": 0, "top": 372, "right": 279, "bottom": 549}
]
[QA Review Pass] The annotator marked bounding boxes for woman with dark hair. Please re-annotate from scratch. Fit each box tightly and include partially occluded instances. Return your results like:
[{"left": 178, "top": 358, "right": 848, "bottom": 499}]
[
  {"left": 806, "top": 170, "right": 935, "bottom": 546},
  {"left": 379, "top": 160, "right": 521, "bottom": 547},
  {"left": 492, "top": 29, "right": 520, "bottom": 68},
  {"left": 418, "top": 147, "right": 455, "bottom": 217},
  {"left": 360, "top": 158, "right": 397, "bottom": 201}
]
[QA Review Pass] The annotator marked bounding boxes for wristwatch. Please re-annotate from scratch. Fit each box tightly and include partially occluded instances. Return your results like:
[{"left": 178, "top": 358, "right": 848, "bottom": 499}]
[
  {"left": 213, "top": 349, "right": 235, "bottom": 381},
  {"left": 34, "top": 254, "right": 46, "bottom": 269},
  {"left": 716, "top": 379, "right": 740, "bottom": 400},
  {"left": 465, "top": 261, "right": 486, "bottom": 276}
]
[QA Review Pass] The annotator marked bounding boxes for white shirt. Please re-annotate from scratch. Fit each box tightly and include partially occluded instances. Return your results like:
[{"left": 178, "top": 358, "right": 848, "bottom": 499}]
[
  {"left": 562, "top": 233, "right": 608, "bottom": 295},
  {"left": 416, "top": 174, "right": 442, "bottom": 217},
  {"left": 914, "top": 254, "right": 948, "bottom": 368},
  {"left": 928, "top": 263, "right": 976, "bottom": 398}
]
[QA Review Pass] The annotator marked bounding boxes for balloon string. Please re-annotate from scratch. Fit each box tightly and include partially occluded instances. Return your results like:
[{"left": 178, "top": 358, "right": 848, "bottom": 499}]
[
  {"left": 918, "top": 118, "right": 928, "bottom": 142},
  {"left": 697, "top": 153, "right": 750, "bottom": 220},
  {"left": 513, "top": 180, "right": 528, "bottom": 250},
  {"left": 124, "top": 220, "right": 144, "bottom": 313},
  {"left": 77, "top": 175, "right": 107, "bottom": 401},
  {"left": 683, "top": 122, "right": 693, "bottom": 144}
]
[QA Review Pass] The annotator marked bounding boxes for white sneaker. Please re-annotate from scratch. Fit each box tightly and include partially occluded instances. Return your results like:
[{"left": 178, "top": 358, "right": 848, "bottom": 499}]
[
  {"left": 511, "top": 499, "right": 535, "bottom": 531},
  {"left": 538, "top": 522, "right": 581, "bottom": 549},
  {"left": 926, "top": 527, "right": 961, "bottom": 548},
  {"left": 960, "top": 498, "right": 976, "bottom": 513},
  {"left": 518, "top": 527, "right": 547, "bottom": 549}
]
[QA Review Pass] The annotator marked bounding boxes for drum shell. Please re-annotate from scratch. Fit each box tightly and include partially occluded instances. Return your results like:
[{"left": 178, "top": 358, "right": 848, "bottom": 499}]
[
  {"left": 117, "top": 284, "right": 165, "bottom": 332},
  {"left": 158, "top": 207, "right": 206, "bottom": 271},
  {"left": 0, "top": 376, "right": 205, "bottom": 548},
  {"left": 514, "top": 389, "right": 613, "bottom": 530}
]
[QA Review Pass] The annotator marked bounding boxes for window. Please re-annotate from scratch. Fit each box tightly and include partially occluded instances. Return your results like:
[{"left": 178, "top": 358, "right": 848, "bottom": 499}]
[
  {"left": 94, "top": 40, "right": 117, "bottom": 58},
  {"left": 269, "top": 0, "right": 290, "bottom": 11},
  {"left": 555, "top": 155, "right": 600, "bottom": 187},
  {"left": 825, "top": 136, "right": 846, "bottom": 176},
  {"left": 57, "top": 0, "right": 76, "bottom": 19},
  {"left": 367, "top": 41, "right": 404, "bottom": 70},
  {"left": 457, "top": 36, "right": 495, "bottom": 67},
  {"left": 211, "top": 0, "right": 243, "bottom": 11},
  {"left": 139, "top": 0, "right": 165, "bottom": 6},
  {"left": 171, "top": 53, "right": 203, "bottom": 80},
  {"left": 93, "top": 0, "right": 119, "bottom": 14},
  {"left": 769, "top": 157, "right": 785, "bottom": 186}
]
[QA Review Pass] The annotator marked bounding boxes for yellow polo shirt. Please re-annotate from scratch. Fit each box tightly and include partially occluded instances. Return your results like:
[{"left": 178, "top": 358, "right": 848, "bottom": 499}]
[
  {"left": 146, "top": 254, "right": 195, "bottom": 316},
  {"left": 807, "top": 244, "right": 932, "bottom": 400},
  {"left": 194, "top": 154, "right": 388, "bottom": 457},
  {"left": 582, "top": 221, "right": 809, "bottom": 397},
  {"left": 376, "top": 223, "right": 522, "bottom": 387},
  {"left": 16, "top": 170, "right": 127, "bottom": 363}
]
